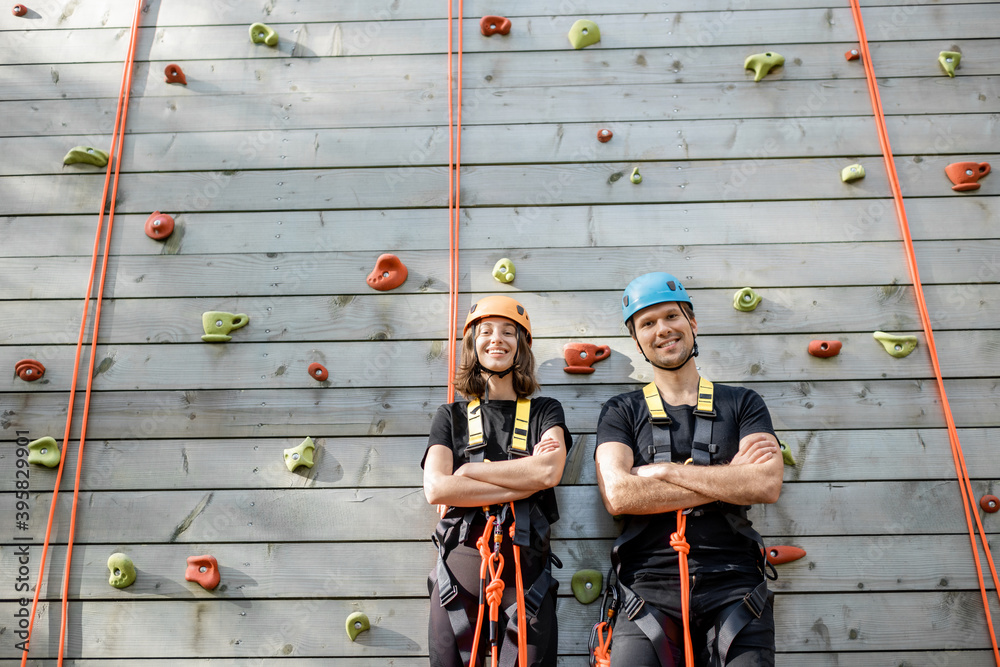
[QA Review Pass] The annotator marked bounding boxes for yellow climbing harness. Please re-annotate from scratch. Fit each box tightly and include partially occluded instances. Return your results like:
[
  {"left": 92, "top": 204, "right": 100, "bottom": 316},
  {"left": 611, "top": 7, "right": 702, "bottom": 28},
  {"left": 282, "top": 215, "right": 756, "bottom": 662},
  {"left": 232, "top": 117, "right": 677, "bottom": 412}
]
[
  {"left": 467, "top": 397, "right": 531, "bottom": 455},
  {"left": 643, "top": 376, "right": 715, "bottom": 419}
]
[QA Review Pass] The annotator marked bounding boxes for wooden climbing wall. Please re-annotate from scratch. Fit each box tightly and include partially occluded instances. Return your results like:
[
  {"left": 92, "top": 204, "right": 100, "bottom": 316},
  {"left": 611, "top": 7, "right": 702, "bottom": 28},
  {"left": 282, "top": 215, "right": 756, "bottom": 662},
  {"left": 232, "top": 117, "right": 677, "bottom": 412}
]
[{"left": 1, "top": 0, "right": 999, "bottom": 664}]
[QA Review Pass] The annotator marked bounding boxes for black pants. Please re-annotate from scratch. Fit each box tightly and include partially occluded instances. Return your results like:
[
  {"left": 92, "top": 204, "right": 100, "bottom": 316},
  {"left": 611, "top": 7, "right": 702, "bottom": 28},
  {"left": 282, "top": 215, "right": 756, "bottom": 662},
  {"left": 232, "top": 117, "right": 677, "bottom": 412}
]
[
  {"left": 609, "top": 572, "right": 775, "bottom": 667},
  {"left": 428, "top": 544, "right": 558, "bottom": 667}
]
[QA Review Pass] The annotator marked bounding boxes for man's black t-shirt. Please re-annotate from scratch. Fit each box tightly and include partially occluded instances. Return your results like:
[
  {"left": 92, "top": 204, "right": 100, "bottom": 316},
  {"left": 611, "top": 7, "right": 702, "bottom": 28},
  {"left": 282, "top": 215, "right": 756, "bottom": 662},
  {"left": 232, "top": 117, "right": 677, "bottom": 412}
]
[
  {"left": 596, "top": 383, "right": 775, "bottom": 584},
  {"left": 423, "top": 396, "right": 573, "bottom": 532}
]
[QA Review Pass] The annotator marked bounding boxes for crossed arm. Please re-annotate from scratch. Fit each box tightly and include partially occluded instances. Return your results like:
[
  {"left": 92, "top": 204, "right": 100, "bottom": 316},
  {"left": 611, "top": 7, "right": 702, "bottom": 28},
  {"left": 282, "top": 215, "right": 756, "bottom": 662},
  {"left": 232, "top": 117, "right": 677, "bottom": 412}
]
[
  {"left": 423, "top": 426, "right": 567, "bottom": 507},
  {"left": 595, "top": 433, "right": 783, "bottom": 516}
]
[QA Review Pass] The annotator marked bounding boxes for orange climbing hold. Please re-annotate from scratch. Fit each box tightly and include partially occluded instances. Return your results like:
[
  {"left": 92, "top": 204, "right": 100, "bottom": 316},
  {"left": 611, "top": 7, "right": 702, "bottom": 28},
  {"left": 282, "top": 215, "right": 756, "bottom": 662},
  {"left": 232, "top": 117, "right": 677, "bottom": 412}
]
[
  {"left": 12, "top": 4, "right": 27, "bottom": 16},
  {"left": 981, "top": 495, "right": 1000, "bottom": 514},
  {"left": 480, "top": 15, "right": 511, "bottom": 36},
  {"left": 185, "top": 554, "right": 221, "bottom": 590},
  {"left": 844, "top": 49, "right": 860, "bottom": 61},
  {"left": 14, "top": 359, "right": 45, "bottom": 382},
  {"left": 164, "top": 64, "right": 187, "bottom": 85},
  {"left": 144, "top": 211, "right": 174, "bottom": 240},
  {"left": 308, "top": 362, "right": 329, "bottom": 382},
  {"left": 563, "top": 343, "right": 611, "bottom": 374},
  {"left": 366, "top": 253, "right": 408, "bottom": 291},
  {"left": 945, "top": 161, "right": 990, "bottom": 192},
  {"left": 597, "top": 129, "right": 613, "bottom": 143},
  {"left": 808, "top": 340, "right": 842, "bottom": 358},
  {"left": 764, "top": 545, "right": 806, "bottom": 565}
]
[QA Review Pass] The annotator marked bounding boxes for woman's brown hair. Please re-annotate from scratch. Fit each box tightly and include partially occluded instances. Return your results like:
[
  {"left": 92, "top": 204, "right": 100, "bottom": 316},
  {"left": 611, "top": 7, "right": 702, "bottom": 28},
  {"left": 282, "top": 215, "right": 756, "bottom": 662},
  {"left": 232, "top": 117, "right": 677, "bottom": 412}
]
[{"left": 453, "top": 322, "right": 539, "bottom": 400}]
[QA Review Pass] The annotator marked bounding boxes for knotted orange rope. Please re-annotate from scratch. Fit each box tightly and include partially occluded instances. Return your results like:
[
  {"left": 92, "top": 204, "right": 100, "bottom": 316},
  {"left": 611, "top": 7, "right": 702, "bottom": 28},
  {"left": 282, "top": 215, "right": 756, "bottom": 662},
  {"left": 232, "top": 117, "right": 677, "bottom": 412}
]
[
  {"left": 468, "top": 514, "right": 495, "bottom": 667},
  {"left": 670, "top": 510, "right": 695, "bottom": 667},
  {"left": 592, "top": 621, "right": 613, "bottom": 667}
]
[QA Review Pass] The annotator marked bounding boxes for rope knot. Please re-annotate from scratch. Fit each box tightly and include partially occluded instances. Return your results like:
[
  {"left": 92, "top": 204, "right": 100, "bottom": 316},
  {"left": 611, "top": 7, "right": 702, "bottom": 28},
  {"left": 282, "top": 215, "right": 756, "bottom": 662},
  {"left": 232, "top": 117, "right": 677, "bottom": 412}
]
[{"left": 670, "top": 532, "right": 690, "bottom": 555}]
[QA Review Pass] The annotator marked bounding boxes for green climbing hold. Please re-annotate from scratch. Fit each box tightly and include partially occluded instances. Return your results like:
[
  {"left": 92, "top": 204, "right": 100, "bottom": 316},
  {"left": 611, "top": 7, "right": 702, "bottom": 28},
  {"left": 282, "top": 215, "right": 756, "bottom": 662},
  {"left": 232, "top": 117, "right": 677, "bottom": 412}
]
[
  {"left": 733, "top": 287, "right": 762, "bottom": 312},
  {"left": 841, "top": 164, "right": 865, "bottom": 183},
  {"left": 346, "top": 611, "right": 370, "bottom": 641},
  {"left": 938, "top": 51, "right": 961, "bottom": 77},
  {"left": 28, "top": 436, "right": 60, "bottom": 468},
  {"left": 107, "top": 553, "right": 136, "bottom": 589},
  {"left": 744, "top": 52, "right": 785, "bottom": 82},
  {"left": 249, "top": 22, "right": 279, "bottom": 46},
  {"left": 630, "top": 167, "right": 642, "bottom": 184},
  {"left": 285, "top": 436, "right": 316, "bottom": 472},
  {"left": 567, "top": 19, "right": 600, "bottom": 50},
  {"left": 571, "top": 569, "right": 603, "bottom": 604},
  {"left": 492, "top": 258, "right": 516, "bottom": 284},
  {"left": 63, "top": 146, "right": 109, "bottom": 167},
  {"left": 873, "top": 331, "right": 918, "bottom": 358},
  {"left": 201, "top": 311, "right": 249, "bottom": 342},
  {"left": 779, "top": 440, "right": 796, "bottom": 466}
]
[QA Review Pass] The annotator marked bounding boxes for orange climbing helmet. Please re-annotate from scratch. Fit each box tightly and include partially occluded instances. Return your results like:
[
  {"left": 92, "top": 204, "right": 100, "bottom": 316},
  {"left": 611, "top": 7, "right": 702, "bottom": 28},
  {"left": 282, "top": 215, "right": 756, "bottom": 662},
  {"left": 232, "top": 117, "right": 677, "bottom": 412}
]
[{"left": 463, "top": 295, "right": 532, "bottom": 345}]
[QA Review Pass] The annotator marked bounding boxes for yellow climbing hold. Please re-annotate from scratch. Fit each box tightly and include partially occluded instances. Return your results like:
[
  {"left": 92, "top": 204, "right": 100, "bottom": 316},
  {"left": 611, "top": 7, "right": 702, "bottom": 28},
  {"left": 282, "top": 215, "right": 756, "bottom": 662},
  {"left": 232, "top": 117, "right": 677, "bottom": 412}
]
[
  {"left": 567, "top": 19, "right": 600, "bottom": 49},
  {"left": 630, "top": 167, "right": 642, "bottom": 184},
  {"left": 841, "top": 164, "right": 865, "bottom": 183},
  {"left": 938, "top": 51, "right": 961, "bottom": 77},
  {"left": 346, "top": 611, "right": 370, "bottom": 641},
  {"left": 733, "top": 287, "right": 762, "bottom": 312},
  {"left": 284, "top": 437, "right": 316, "bottom": 472},
  {"left": 779, "top": 440, "right": 796, "bottom": 466},
  {"left": 28, "top": 437, "right": 61, "bottom": 468},
  {"left": 873, "top": 331, "right": 918, "bottom": 358},
  {"left": 249, "top": 22, "right": 279, "bottom": 46},
  {"left": 63, "top": 146, "right": 109, "bottom": 167},
  {"left": 744, "top": 52, "right": 785, "bottom": 82}
]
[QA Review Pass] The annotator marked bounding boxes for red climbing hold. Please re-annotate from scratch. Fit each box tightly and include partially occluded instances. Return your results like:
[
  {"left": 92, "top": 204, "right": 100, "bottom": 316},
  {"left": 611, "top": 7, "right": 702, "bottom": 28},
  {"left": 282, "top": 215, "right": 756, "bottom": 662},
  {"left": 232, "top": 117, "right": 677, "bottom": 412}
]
[
  {"left": 763, "top": 545, "right": 806, "bottom": 565},
  {"left": 12, "top": 4, "right": 27, "bottom": 16},
  {"left": 981, "top": 495, "right": 1000, "bottom": 513},
  {"left": 308, "top": 362, "right": 329, "bottom": 382},
  {"left": 14, "top": 359, "right": 45, "bottom": 382},
  {"left": 367, "top": 254, "right": 408, "bottom": 291},
  {"left": 563, "top": 343, "right": 611, "bottom": 374},
  {"left": 808, "top": 340, "right": 842, "bottom": 358},
  {"left": 185, "top": 554, "right": 220, "bottom": 591},
  {"left": 480, "top": 15, "right": 511, "bottom": 36},
  {"left": 597, "top": 129, "right": 613, "bottom": 143},
  {"left": 945, "top": 161, "right": 991, "bottom": 192},
  {"left": 164, "top": 64, "right": 187, "bottom": 85},
  {"left": 844, "top": 49, "right": 860, "bottom": 61},
  {"left": 144, "top": 211, "right": 175, "bottom": 240}
]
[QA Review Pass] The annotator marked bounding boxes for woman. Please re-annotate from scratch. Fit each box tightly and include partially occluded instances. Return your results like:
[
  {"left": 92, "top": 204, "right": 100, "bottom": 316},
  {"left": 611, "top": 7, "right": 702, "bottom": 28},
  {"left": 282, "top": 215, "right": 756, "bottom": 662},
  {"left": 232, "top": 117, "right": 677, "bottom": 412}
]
[{"left": 423, "top": 295, "right": 572, "bottom": 667}]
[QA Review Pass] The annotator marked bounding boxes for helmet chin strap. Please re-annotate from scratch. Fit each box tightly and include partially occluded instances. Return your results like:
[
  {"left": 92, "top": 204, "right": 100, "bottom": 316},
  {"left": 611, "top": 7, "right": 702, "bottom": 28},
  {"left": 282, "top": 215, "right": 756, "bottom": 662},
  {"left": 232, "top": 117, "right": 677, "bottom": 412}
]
[{"left": 475, "top": 327, "right": 519, "bottom": 402}]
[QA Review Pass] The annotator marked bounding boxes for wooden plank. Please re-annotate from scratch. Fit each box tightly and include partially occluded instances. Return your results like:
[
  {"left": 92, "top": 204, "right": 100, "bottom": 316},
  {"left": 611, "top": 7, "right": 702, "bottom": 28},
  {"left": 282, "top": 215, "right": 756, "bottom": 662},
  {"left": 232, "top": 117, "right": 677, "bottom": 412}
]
[
  {"left": 2, "top": 481, "right": 998, "bottom": 544},
  {"left": 8, "top": 113, "right": 999, "bottom": 178},
  {"left": 7, "top": 426, "right": 994, "bottom": 493},
  {"left": 5, "top": 329, "right": 1000, "bottom": 394},
  {"left": 0, "top": 534, "right": 992, "bottom": 602},
  {"left": 2, "top": 281, "right": 997, "bottom": 346},
  {"left": 0, "top": 591, "right": 995, "bottom": 657},
  {"left": 3, "top": 378, "right": 999, "bottom": 439},
  {"left": 10, "top": 239, "right": 1000, "bottom": 299},
  {"left": 3, "top": 76, "right": 998, "bottom": 137}
]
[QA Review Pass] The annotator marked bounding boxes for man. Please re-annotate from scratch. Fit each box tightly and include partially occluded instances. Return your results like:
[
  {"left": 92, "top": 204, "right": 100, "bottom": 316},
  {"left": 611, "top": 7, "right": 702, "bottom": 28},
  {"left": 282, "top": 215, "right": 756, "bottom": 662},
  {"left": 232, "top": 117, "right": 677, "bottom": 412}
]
[{"left": 594, "top": 272, "right": 783, "bottom": 667}]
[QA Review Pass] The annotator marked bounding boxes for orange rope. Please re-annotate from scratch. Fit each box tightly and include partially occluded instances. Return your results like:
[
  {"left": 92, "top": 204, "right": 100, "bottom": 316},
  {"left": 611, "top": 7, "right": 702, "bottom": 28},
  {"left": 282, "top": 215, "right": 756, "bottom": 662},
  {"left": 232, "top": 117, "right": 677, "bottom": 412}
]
[
  {"left": 670, "top": 510, "right": 694, "bottom": 667},
  {"left": 19, "top": 1, "right": 143, "bottom": 663},
  {"left": 469, "top": 515, "right": 495, "bottom": 667},
  {"left": 592, "top": 621, "right": 613, "bottom": 667},
  {"left": 446, "top": 0, "right": 465, "bottom": 402},
  {"left": 848, "top": 2, "right": 1000, "bottom": 662},
  {"left": 510, "top": 515, "right": 528, "bottom": 667}
]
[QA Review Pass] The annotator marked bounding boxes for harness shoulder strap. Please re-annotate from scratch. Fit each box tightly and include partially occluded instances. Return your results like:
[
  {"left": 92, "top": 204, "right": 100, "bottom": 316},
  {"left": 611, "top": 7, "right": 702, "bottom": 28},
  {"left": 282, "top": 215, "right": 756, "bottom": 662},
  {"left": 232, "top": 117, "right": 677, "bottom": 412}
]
[
  {"left": 642, "top": 383, "right": 673, "bottom": 464},
  {"left": 466, "top": 399, "right": 486, "bottom": 462},
  {"left": 510, "top": 398, "right": 531, "bottom": 456}
]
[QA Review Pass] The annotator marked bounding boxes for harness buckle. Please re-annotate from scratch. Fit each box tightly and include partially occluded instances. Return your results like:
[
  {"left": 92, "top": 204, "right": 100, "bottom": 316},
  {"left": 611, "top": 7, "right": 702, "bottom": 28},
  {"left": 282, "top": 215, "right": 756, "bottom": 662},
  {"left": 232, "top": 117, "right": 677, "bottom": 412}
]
[
  {"left": 742, "top": 584, "right": 767, "bottom": 619},
  {"left": 648, "top": 415, "right": 673, "bottom": 426},
  {"left": 440, "top": 583, "right": 459, "bottom": 606},
  {"left": 622, "top": 593, "right": 645, "bottom": 621},
  {"left": 465, "top": 441, "right": 487, "bottom": 456},
  {"left": 692, "top": 407, "right": 716, "bottom": 418}
]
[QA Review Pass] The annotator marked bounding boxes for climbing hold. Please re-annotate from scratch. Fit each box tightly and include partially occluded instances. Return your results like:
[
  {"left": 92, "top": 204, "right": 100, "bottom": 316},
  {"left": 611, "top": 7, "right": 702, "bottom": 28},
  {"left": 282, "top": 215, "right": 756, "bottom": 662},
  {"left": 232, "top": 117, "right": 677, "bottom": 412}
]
[
  {"left": 492, "top": 258, "right": 515, "bottom": 284},
  {"left": 346, "top": 611, "right": 371, "bottom": 641},
  {"left": 14, "top": 359, "right": 45, "bottom": 381},
  {"left": 808, "top": 340, "right": 842, "bottom": 358},
  {"left": 845, "top": 49, "right": 860, "bottom": 61},
  {"left": 249, "top": 22, "right": 278, "bottom": 46},
  {"left": 63, "top": 146, "right": 109, "bottom": 167},
  {"left": 597, "top": 129, "right": 613, "bottom": 143},
  {"left": 284, "top": 436, "right": 316, "bottom": 472},
  {"left": 873, "top": 331, "right": 917, "bottom": 358},
  {"left": 571, "top": 569, "right": 603, "bottom": 604},
  {"left": 938, "top": 51, "right": 961, "bottom": 77},
  {"left": 567, "top": 19, "right": 600, "bottom": 49},
  {"left": 841, "top": 164, "right": 865, "bottom": 183},
  {"left": 164, "top": 64, "right": 187, "bottom": 85},
  {"left": 28, "top": 437, "right": 60, "bottom": 468},
  {"left": 763, "top": 545, "right": 806, "bottom": 566},
  {"left": 201, "top": 312, "right": 249, "bottom": 342},
  {"left": 981, "top": 495, "right": 1000, "bottom": 513},
  {"left": 107, "top": 553, "right": 136, "bottom": 589},
  {"left": 733, "top": 287, "right": 762, "bottom": 312},
  {"left": 563, "top": 343, "right": 611, "bottom": 375},
  {"left": 308, "top": 362, "right": 329, "bottom": 382},
  {"left": 185, "top": 554, "right": 221, "bottom": 591},
  {"left": 945, "top": 161, "right": 990, "bottom": 192},
  {"left": 744, "top": 52, "right": 784, "bottom": 82},
  {"left": 778, "top": 440, "right": 796, "bottom": 466},
  {"left": 12, "top": 4, "right": 27, "bottom": 16},
  {"left": 366, "top": 253, "right": 408, "bottom": 291},
  {"left": 480, "top": 15, "right": 511, "bottom": 36},
  {"left": 144, "top": 211, "right": 175, "bottom": 240},
  {"left": 630, "top": 167, "right": 642, "bottom": 184}
]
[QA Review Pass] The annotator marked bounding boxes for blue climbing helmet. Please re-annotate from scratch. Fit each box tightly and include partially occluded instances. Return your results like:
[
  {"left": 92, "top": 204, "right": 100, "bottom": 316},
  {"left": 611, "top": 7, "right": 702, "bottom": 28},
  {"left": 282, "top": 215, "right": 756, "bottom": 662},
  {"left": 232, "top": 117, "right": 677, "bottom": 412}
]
[{"left": 621, "top": 272, "right": 692, "bottom": 326}]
